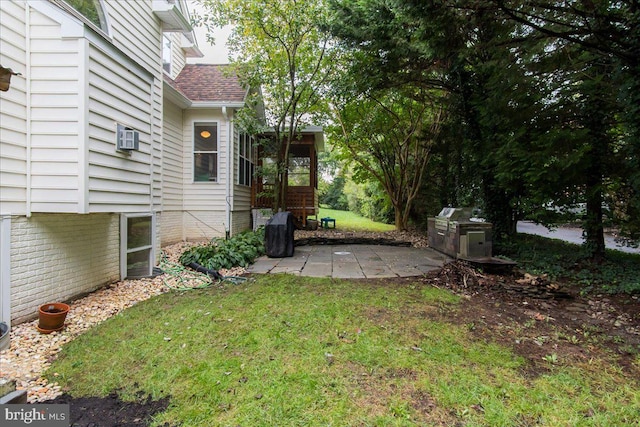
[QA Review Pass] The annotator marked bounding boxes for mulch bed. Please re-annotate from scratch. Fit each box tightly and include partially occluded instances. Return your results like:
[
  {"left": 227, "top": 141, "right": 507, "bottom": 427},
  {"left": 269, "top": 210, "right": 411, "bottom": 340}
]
[{"left": 43, "top": 391, "right": 171, "bottom": 427}]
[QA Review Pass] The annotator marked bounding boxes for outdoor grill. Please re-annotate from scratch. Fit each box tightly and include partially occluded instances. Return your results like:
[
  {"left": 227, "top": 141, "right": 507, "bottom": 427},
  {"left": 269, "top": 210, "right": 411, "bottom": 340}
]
[{"left": 428, "top": 207, "right": 493, "bottom": 260}]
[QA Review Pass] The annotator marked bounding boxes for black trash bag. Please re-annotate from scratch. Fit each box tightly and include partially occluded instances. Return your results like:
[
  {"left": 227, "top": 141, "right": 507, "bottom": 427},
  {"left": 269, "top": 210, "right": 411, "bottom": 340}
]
[{"left": 265, "top": 211, "right": 295, "bottom": 258}]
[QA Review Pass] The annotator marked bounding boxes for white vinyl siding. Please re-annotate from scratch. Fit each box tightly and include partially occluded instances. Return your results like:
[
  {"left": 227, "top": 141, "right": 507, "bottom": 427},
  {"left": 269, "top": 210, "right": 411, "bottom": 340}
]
[
  {"left": 0, "top": 1, "right": 27, "bottom": 215},
  {"left": 28, "top": 8, "right": 82, "bottom": 213},
  {"left": 162, "top": 100, "right": 184, "bottom": 210},
  {"left": 160, "top": 99, "right": 185, "bottom": 244},
  {"left": 7, "top": 2, "right": 163, "bottom": 215},
  {"left": 86, "top": 44, "right": 155, "bottom": 212},
  {"left": 105, "top": 1, "right": 162, "bottom": 76},
  {"left": 151, "top": 78, "right": 163, "bottom": 210}
]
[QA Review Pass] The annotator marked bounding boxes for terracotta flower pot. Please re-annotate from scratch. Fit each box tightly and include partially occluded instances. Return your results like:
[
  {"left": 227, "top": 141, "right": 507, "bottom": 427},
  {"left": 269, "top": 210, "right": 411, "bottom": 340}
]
[{"left": 37, "top": 303, "right": 70, "bottom": 334}]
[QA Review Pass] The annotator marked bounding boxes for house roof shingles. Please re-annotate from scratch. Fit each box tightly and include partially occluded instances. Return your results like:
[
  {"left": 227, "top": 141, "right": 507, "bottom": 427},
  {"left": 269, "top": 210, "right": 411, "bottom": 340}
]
[{"left": 172, "top": 64, "right": 246, "bottom": 103}]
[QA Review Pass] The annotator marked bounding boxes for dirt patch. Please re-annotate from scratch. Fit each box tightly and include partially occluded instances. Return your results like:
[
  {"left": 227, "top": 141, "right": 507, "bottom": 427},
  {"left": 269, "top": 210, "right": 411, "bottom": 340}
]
[
  {"left": 420, "top": 261, "right": 640, "bottom": 377},
  {"left": 42, "top": 391, "right": 171, "bottom": 427}
]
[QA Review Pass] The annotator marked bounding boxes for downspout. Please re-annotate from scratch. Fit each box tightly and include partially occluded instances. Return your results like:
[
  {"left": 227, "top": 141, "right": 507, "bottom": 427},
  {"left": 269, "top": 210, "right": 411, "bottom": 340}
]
[{"left": 222, "top": 106, "right": 232, "bottom": 238}]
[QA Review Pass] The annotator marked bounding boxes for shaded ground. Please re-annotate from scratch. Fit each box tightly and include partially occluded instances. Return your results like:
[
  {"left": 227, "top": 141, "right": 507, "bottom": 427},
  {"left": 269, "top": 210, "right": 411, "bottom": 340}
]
[
  {"left": 40, "top": 249, "right": 640, "bottom": 426},
  {"left": 422, "top": 261, "right": 640, "bottom": 376}
]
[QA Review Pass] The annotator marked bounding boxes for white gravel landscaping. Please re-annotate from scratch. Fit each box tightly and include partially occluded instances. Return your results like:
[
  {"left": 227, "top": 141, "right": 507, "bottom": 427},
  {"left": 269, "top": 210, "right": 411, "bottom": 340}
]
[{"left": 0, "top": 242, "right": 242, "bottom": 403}]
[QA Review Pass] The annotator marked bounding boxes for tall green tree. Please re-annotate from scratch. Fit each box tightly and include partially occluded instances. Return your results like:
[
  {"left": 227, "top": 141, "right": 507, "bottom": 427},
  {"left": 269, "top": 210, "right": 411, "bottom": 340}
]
[
  {"left": 327, "top": 0, "right": 532, "bottom": 241},
  {"left": 326, "top": 0, "right": 637, "bottom": 257},
  {"left": 330, "top": 87, "right": 445, "bottom": 230},
  {"left": 492, "top": 0, "right": 640, "bottom": 245},
  {"left": 195, "top": 0, "right": 334, "bottom": 212}
]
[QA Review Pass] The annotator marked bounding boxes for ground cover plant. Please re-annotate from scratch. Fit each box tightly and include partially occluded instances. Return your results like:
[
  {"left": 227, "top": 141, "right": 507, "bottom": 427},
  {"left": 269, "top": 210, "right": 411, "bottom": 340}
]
[
  {"left": 499, "top": 233, "right": 640, "bottom": 294},
  {"left": 317, "top": 207, "right": 395, "bottom": 232},
  {"left": 45, "top": 274, "right": 639, "bottom": 426},
  {"left": 179, "top": 229, "right": 265, "bottom": 271}
]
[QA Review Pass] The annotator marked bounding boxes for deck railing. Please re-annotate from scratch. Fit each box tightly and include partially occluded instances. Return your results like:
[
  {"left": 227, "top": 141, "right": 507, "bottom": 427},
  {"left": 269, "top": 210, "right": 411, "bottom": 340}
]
[{"left": 251, "top": 185, "right": 318, "bottom": 224}]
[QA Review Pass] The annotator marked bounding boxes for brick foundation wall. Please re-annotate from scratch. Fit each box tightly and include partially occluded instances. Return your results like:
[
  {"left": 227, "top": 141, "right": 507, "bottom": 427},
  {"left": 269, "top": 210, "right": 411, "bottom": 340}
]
[
  {"left": 232, "top": 210, "right": 251, "bottom": 236},
  {"left": 159, "top": 210, "right": 183, "bottom": 245},
  {"left": 10, "top": 213, "right": 120, "bottom": 323},
  {"left": 182, "top": 210, "right": 227, "bottom": 241}
]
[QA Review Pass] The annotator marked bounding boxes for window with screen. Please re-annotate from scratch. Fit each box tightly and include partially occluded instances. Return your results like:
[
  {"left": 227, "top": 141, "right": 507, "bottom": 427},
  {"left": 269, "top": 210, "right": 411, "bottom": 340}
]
[{"left": 194, "top": 123, "right": 218, "bottom": 182}]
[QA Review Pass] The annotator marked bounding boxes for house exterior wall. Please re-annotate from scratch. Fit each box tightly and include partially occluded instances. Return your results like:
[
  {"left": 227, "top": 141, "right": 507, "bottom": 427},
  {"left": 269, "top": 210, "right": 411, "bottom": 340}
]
[
  {"left": 27, "top": 8, "right": 83, "bottom": 213},
  {"left": 0, "top": 1, "right": 28, "bottom": 216},
  {"left": 181, "top": 108, "right": 229, "bottom": 239},
  {"left": 0, "top": 0, "right": 194, "bottom": 324},
  {"left": 161, "top": 103, "right": 253, "bottom": 241},
  {"left": 182, "top": 210, "right": 227, "bottom": 241},
  {"left": 85, "top": 41, "right": 155, "bottom": 213},
  {"left": 160, "top": 98, "right": 185, "bottom": 244},
  {"left": 0, "top": 1, "right": 165, "bottom": 215},
  {"left": 232, "top": 126, "right": 252, "bottom": 235},
  {"left": 159, "top": 211, "right": 183, "bottom": 244},
  {"left": 9, "top": 213, "right": 119, "bottom": 323}
]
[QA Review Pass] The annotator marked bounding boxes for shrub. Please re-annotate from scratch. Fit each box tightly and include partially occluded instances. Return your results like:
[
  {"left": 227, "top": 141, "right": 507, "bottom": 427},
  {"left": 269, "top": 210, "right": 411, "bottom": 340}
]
[{"left": 180, "top": 229, "right": 265, "bottom": 271}]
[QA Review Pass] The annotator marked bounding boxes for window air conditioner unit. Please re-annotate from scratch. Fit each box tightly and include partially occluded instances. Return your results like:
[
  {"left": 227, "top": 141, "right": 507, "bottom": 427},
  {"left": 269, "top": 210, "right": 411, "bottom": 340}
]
[{"left": 117, "top": 124, "right": 139, "bottom": 151}]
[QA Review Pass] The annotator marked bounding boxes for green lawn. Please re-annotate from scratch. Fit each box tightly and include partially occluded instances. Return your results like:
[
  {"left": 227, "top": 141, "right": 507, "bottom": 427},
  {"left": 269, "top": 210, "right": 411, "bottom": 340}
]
[
  {"left": 316, "top": 208, "right": 395, "bottom": 232},
  {"left": 47, "top": 275, "right": 639, "bottom": 426}
]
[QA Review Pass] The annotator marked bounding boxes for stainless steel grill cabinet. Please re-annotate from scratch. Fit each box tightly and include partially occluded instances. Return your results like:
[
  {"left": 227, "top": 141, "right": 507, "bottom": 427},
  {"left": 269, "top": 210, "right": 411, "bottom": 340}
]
[{"left": 427, "top": 207, "right": 493, "bottom": 260}]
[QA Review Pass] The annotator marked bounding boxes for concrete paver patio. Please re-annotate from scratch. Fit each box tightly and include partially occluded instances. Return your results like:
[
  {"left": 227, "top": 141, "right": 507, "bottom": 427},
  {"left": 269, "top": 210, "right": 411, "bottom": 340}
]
[{"left": 247, "top": 244, "right": 451, "bottom": 279}]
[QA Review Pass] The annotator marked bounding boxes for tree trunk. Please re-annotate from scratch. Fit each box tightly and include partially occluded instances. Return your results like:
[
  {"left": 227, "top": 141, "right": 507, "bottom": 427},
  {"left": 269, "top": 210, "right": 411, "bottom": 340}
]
[
  {"left": 582, "top": 121, "right": 607, "bottom": 262},
  {"left": 584, "top": 190, "right": 605, "bottom": 262},
  {"left": 581, "top": 55, "right": 610, "bottom": 262},
  {"left": 273, "top": 133, "right": 292, "bottom": 213},
  {"left": 394, "top": 205, "right": 406, "bottom": 231}
]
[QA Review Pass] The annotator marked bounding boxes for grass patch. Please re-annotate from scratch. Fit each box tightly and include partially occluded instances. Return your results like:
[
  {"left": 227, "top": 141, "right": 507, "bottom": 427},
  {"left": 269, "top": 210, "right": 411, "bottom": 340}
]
[
  {"left": 47, "top": 276, "right": 638, "bottom": 426},
  {"left": 499, "top": 234, "right": 640, "bottom": 294},
  {"left": 317, "top": 208, "right": 395, "bottom": 232}
]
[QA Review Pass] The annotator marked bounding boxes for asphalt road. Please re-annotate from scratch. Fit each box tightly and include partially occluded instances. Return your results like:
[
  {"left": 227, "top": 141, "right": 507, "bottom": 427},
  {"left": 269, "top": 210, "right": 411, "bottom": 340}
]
[{"left": 516, "top": 221, "right": 640, "bottom": 254}]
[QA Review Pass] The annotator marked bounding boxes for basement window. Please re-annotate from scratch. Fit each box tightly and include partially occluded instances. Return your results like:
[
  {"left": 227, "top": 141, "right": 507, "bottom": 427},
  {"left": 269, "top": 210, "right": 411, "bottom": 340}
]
[{"left": 120, "top": 213, "right": 155, "bottom": 279}]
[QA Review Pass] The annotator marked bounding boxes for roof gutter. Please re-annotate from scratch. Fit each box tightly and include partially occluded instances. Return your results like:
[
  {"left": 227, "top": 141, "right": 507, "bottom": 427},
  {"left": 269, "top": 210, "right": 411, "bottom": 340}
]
[
  {"left": 163, "top": 80, "right": 191, "bottom": 108},
  {"left": 190, "top": 101, "right": 245, "bottom": 109}
]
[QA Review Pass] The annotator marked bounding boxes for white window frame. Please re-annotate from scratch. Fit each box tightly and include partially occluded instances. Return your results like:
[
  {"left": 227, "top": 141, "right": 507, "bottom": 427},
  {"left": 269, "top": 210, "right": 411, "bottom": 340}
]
[
  {"left": 162, "top": 34, "right": 172, "bottom": 75},
  {"left": 193, "top": 122, "right": 219, "bottom": 183},
  {"left": 120, "top": 213, "right": 155, "bottom": 280},
  {"left": 238, "top": 132, "right": 254, "bottom": 187},
  {"left": 55, "top": 0, "right": 111, "bottom": 36}
]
